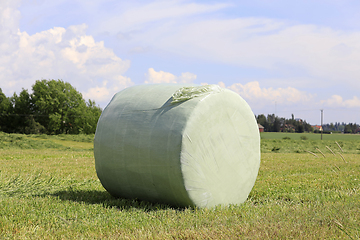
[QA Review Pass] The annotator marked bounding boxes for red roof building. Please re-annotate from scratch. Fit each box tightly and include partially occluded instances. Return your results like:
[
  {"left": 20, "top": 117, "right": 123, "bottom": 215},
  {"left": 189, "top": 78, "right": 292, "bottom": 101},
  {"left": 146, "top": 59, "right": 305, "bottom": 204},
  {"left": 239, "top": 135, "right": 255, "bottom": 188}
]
[{"left": 258, "top": 124, "right": 264, "bottom": 132}]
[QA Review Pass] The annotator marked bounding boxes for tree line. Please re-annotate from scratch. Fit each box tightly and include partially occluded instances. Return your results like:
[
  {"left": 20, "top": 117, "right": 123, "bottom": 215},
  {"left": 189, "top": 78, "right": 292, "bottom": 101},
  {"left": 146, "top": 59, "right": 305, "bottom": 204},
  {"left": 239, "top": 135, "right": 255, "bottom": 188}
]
[
  {"left": 322, "top": 122, "right": 359, "bottom": 134},
  {"left": 256, "top": 113, "right": 359, "bottom": 133},
  {"left": 0, "top": 79, "right": 102, "bottom": 134},
  {"left": 256, "top": 114, "right": 313, "bottom": 133}
]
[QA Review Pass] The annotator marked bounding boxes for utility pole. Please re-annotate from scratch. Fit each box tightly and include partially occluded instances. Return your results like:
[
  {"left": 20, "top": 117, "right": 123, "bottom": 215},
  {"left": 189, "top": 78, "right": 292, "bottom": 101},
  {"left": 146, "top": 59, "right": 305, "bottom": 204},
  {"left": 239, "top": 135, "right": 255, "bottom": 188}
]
[{"left": 321, "top": 109, "right": 323, "bottom": 140}]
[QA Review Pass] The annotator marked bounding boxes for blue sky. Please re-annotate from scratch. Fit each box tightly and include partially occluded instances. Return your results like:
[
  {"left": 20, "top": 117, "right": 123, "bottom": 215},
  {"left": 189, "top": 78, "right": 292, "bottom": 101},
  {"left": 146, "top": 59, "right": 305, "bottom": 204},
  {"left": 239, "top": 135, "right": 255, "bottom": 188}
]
[{"left": 1, "top": 0, "right": 360, "bottom": 124}]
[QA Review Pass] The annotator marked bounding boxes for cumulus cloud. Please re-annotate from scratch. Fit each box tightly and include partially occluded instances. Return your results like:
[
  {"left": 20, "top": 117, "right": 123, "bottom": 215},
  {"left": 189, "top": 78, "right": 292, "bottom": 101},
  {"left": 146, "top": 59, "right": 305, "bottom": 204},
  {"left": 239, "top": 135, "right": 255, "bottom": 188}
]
[
  {"left": 145, "top": 68, "right": 196, "bottom": 84},
  {"left": 321, "top": 95, "right": 360, "bottom": 108},
  {"left": 220, "top": 81, "right": 313, "bottom": 107},
  {"left": 0, "top": 2, "right": 133, "bottom": 106}
]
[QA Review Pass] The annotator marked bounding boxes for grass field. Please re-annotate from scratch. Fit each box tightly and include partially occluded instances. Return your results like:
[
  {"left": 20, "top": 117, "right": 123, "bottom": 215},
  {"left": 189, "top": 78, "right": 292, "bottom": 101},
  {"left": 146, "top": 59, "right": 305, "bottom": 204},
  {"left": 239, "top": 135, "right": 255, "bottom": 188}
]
[
  {"left": 1, "top": 132, "right": 359, "bottom": 239},
  {"left": 260, "top": 132, "right": 360, "bottom": 154},
  {"left": 261, "top": 132, "right": 360, "bottom": 141}
]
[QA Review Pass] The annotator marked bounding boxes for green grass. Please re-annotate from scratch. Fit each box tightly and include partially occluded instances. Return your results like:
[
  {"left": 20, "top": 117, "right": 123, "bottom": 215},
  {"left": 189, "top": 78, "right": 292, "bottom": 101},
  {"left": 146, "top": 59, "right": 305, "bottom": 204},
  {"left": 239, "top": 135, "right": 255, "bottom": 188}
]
[
  {"left": 261, "top": 132, "right": 360, "bottom": 141},
  {"left": 0, "top": 132, "right": 93, "bottom": 150},
  {"left": 261, "top": 132, "right": 360, "bottom": 154},
  {"left": 0, "top": 133, "right": 359, "bottom": 239}
]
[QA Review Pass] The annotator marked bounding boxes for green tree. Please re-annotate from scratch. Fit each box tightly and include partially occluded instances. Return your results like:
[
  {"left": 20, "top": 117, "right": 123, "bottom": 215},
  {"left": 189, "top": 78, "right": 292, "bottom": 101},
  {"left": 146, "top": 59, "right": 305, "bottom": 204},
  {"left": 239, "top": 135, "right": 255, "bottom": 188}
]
[
  {"left": 344, "top": 124, "right": 352, "bottom": 133},
  {"left": 0, "top": 81, "right": 101, "bottom": 134},
  {"left": 272, "top": 117, "right": 281, "bottom": 132},
  {"left": 81, "top": 100, "right": 102, "bottom": 134},
  {"left": 0, "top": 88, "right": 12, "bottom": 132},
  {"left": 256, "top": 114, "right": 267, "bottom": 130},
  {"left": 10, "top": 89, "right": 43, "bottom": 134},
  {"left": 344, "top": 123, "right": 358, "bottom": 134},
  {"left": 296, "top": 124, "right": 304, "bottom": 133},
  {"left": 31, "top": 79, "right": 101, "bottom": 134},
  {"left": 303, "top": 121, "right": 313, "bottom": 132}
]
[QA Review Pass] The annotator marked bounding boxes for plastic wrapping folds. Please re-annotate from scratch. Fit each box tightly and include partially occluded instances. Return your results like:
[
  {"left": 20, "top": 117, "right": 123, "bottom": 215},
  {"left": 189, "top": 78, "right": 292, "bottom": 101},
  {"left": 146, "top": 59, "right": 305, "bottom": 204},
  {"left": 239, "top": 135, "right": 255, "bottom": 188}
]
[{"left": 94, "top": 84, "right": 260, "bottom": 208}]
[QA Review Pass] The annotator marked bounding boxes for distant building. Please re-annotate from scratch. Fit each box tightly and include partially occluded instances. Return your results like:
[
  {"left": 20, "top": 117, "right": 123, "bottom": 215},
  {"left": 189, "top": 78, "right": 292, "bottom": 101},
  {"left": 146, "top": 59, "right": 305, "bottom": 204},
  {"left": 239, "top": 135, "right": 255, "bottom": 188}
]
[
  {"left": 258, "top": 124, "right": 264, "bottom": 132},
  {"left": 312, "top": 125, "right": 323, "bottom": 131}
]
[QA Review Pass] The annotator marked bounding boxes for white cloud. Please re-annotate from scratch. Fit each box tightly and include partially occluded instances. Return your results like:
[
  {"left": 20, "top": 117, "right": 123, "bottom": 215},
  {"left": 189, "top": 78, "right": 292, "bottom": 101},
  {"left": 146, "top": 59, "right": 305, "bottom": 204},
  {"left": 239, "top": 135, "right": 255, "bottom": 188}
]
[
  {"left": 83, "top": 75, "right": 133, "bottom": 102},
  {"left": 321, "top": 95, "right": 360, "bottom": 108},
  {"left": 96, "top": 1, "right": 229, "bottom": 33},
  {"left": 157, "top": 19, "right": 360, "bottom": 89},
  {"left": 221, "top": 81, "right": 313, "bottom": 107},
  {"left": 99, "top": 4, "right": 360, "bottom": 91},
  {"left": 0, "top": 3, "right": 133, "bottom": 106},
  {"left": 178, "top": 72, "right": 197, "bottom": 83},
  {"left": 0, "top": 1, "right": 21, "bottom": 31},
  {"left": 145, "top": 68, "right": 196, "bottom": 84}
]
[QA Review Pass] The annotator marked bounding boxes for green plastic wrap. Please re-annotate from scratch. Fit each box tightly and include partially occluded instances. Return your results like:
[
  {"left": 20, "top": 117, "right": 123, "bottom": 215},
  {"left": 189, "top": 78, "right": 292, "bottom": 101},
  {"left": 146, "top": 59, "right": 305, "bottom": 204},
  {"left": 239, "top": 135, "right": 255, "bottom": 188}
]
[{"left": 94, "top": 84, "right": 260, "bottom": 208}]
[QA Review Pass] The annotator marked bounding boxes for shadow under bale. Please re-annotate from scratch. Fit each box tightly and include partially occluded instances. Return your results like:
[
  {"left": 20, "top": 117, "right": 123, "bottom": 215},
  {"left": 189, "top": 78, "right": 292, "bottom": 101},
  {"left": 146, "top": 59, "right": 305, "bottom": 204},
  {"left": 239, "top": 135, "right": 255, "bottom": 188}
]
[{"left": 49, "top": 189, "right": 185, "bottom": 212}]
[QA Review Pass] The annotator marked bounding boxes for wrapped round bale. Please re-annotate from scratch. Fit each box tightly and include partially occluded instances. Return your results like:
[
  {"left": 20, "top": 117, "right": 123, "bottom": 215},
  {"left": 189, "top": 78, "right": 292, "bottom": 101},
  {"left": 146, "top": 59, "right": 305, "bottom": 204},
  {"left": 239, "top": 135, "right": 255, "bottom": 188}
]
[{"left": 94, "top": 84, "right": 260, "bottom": 208}]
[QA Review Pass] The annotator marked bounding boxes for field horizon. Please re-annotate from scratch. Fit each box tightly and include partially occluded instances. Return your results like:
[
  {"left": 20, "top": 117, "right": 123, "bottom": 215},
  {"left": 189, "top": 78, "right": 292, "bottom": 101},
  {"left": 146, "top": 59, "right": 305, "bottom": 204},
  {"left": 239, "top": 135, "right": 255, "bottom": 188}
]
[{"left": 261, "top": 131, "right": 360, "bottom": 141}]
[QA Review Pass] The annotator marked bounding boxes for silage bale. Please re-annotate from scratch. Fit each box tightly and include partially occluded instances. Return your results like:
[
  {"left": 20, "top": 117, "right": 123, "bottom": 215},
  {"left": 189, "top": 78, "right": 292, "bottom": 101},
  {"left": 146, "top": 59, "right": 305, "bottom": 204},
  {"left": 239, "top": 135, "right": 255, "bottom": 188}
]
[{"left": 94, "top": 84, "right": 260, "bottom": 208}]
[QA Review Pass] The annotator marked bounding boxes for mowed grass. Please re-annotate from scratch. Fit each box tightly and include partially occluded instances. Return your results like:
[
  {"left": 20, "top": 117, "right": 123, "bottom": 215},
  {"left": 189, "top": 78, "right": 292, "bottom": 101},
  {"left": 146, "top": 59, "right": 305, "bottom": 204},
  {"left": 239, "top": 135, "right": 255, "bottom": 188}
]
[
  {"left": 261, "top": 132, "right": 360, "bottom": 141},
  {"left": 261, "top": 132, "right": 360, "bottom": 154},
  {"left": 0, "top": 132, "right": 94, "bottom": 150},
  {"left": 0, "top": 134, "right": 359, "bottom": 239}
]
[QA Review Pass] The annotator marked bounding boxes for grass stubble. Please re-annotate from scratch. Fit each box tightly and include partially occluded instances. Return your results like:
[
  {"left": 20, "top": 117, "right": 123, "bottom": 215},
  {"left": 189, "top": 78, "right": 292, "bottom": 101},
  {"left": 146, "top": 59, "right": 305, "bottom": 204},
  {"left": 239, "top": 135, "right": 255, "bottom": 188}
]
[{"left": 0, "top": 134, "right": 359, "bottom": 239}]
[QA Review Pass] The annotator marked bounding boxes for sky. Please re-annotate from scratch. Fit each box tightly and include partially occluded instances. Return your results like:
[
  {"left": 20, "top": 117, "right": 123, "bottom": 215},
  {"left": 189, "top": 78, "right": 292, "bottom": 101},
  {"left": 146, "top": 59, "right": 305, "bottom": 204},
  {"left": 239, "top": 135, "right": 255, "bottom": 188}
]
[{"left": 1, "top": 0, "right": 360, "bottom": 125}]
